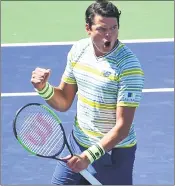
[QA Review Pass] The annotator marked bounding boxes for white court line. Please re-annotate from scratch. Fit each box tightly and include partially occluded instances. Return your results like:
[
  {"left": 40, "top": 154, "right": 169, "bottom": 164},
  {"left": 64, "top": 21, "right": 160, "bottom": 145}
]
[
  {"left": 1, "top": 88, "right": 174, "bottom": 97},
  {"left": 1, "top": 38, "right": 174, "bottom": 47}
]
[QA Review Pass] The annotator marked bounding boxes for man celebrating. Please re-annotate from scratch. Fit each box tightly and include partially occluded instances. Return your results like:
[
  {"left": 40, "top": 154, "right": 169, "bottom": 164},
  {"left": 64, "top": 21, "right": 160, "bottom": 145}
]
[{"left": 31, "top": 0, "right": 144, "bottom": 184}]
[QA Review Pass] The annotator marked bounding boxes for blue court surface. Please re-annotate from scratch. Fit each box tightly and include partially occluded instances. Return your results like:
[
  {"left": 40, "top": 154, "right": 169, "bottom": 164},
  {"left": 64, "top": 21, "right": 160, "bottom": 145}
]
[{"left": 1, "top": 41, "right": 174, "bottom": 184}]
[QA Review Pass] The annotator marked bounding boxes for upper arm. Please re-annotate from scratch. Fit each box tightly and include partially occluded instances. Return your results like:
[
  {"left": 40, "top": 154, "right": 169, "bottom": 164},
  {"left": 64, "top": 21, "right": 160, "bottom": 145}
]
[
  {"left": 117, "top": 59, "right": 144, "bottom": 108},
  {"left": 58, "top": 81, "right": 77, "bottom": 108},
  {"left": 116, "top": 58, "right": 144, "bottom": 128},
  {"left": 116, "top": 106, "right": 136, "bottom": 133},
  {"left": 59, "top": 43, "right": 78, "bottom": 108},
  {"left": 61, "top": 45, "right": 77, "bottom": 85}
]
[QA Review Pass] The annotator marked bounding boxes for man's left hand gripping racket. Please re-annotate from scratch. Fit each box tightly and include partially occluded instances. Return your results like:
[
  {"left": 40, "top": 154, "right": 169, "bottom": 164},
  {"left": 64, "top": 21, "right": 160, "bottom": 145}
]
[{"left": 13, "top": 103, "right": 102, "bottom": 185}]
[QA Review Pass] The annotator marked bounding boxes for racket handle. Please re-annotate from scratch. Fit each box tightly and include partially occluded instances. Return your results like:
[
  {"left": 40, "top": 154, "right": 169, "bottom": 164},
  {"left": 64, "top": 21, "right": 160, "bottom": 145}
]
[{"left": 80, "top": 169, "right": 102, "bottom": 185}]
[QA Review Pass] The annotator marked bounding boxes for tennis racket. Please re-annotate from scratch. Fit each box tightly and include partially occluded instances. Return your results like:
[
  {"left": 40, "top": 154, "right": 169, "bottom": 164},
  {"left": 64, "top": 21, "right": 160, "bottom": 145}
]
[{"left": 13, "top": 103, "right": 102, "bottom": 185}]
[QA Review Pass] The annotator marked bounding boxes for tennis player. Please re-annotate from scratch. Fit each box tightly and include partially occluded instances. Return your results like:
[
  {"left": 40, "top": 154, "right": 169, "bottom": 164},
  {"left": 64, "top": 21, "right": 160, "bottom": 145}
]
[{"left": 31, "top": 0, "right": 144, "bottom": 184}]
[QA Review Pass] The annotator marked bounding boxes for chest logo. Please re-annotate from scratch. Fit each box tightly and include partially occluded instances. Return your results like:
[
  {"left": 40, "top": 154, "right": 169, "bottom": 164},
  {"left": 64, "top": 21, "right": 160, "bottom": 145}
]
[{"left": 102, "top": 71, "right": 112, "bottom": 77}]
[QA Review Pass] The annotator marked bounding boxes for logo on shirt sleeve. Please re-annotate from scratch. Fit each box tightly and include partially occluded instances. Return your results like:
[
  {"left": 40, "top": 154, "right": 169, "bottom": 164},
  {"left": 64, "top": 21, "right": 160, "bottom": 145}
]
[{"left": 123, "top": 92, "right": 136, "bottom": 102}]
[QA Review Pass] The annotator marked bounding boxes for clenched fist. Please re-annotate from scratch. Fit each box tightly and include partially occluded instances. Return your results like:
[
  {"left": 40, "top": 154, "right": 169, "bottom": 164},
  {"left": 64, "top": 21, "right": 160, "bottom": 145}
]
[{"left": 31, "top": 67, "right": 51, "bottom": 91}]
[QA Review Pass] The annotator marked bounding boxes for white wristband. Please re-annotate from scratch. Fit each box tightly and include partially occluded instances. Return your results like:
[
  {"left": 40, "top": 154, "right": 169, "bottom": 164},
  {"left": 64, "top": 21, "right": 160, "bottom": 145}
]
[
  {"left": 83, "top": 143, "right": 105, "bottom": 164},
  {"left": 35, "top": 82, "right": 54, "bottom": 100}
]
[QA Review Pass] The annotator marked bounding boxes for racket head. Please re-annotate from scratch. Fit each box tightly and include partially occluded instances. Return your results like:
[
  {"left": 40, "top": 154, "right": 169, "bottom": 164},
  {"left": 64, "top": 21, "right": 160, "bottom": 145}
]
[{"left": 13, "top": 103, "right": 72, "bottom": 159}]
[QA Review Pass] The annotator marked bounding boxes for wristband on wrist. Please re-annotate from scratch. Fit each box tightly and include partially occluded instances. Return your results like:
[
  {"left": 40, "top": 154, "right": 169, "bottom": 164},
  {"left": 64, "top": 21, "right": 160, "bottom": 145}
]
[
  {"left": 35, "top": 82, "right": 54, "bottom": 100},
  {"left": 83, "top": 143, "right": 105, "bottom": 164}
]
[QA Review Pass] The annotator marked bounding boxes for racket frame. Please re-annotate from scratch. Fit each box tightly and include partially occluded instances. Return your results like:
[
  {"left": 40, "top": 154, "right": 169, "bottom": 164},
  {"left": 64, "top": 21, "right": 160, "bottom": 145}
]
[
  {"left": 13, "top": 103, "right": 73, "bottom": 161},
  {"left": 13, "top": 103, "right": 102, "bottom": 185}
]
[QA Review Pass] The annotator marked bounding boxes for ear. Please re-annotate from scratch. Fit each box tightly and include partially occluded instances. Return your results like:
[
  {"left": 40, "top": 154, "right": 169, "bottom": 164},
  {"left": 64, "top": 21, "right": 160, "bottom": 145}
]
[{"left": 85, "top": 24, "right": 91, "bottom": 35}]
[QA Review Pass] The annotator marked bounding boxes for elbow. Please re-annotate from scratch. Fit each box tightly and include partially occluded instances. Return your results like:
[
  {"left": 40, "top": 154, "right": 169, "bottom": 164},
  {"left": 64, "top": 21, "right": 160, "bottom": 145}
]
[
  {"left": 46, "top": 97, "right": 72, "bottom": 112},
  {"left": 59, "top": 107, "right": 70, "bottom": 112},
  {"left": 115, "top": 124, "right": 130, "bottom": 142},
  {"left": 115, "top": 118, "right": 132, "bottom": 142},
  {"left": 120, "top": 130, "right": 129, "bottom": 141},
  {"left": 46, "top": 102, "right": 69, "bottom": 112},
  {"left": 54, "top": 104, "right": 71, "bottom": 112},
  {"left": 53, "top": 106, "right": 70, "bottom": 112}
]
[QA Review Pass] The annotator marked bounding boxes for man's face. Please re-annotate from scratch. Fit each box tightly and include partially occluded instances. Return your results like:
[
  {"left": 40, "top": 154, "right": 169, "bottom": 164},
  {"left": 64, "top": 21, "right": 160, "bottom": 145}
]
[{"left": 86, "top": 15, "right": 119, "bottom": 56}]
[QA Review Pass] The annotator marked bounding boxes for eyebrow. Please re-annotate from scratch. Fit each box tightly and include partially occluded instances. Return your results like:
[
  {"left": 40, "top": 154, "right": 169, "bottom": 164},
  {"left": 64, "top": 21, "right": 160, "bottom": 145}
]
[{"left": 96, "top": 24, "right": 118, "bottom": 28}]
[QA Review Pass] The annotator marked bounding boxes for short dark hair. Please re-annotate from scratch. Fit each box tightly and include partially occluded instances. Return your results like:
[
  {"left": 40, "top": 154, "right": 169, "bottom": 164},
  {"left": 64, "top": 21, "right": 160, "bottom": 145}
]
[{"left": 85, "top": 0, "right": 121, "bottom": 29}]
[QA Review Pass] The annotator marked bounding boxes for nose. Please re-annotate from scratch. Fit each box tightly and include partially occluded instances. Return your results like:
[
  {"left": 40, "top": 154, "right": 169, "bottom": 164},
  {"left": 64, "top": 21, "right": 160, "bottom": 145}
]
[
  {"left": 104, "top": 29, "right": 112, "bottom": 38},
  {"left": 105, "top": 32, "right": 111, "bottom": 39}
]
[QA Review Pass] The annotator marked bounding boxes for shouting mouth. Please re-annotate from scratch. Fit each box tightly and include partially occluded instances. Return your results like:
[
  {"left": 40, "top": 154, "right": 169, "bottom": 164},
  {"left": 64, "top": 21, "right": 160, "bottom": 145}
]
[{"left": 104, "top": 41, "right": 111, "bottom": 48}]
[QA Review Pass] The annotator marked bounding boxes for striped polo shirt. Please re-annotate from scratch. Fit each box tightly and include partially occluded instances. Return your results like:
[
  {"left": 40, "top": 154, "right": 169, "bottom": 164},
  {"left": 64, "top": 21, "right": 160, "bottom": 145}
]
[{"left": 62, "top": 38, "right": 144, "bottom": 148}]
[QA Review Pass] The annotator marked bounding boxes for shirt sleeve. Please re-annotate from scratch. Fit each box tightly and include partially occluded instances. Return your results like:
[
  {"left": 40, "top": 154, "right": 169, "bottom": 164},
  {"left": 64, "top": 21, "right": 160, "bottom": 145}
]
[
  {"left": 117, "top": 59, "right": 144, "bottom": 107},
  {"left": 62, "top": 44, "right": 77, "bottom": 84}
]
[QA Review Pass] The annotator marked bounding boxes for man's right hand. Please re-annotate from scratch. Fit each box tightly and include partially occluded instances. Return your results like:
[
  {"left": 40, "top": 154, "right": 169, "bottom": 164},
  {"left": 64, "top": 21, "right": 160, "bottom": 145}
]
[{"left": 31, "top": 67, "right": 51, "bottom": 91}]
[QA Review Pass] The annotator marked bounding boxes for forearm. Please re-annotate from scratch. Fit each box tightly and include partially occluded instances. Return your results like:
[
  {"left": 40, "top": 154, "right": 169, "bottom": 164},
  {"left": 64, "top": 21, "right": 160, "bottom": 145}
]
[
  {"left": 46, "top": 87, "right": 70, "bottom": 112},
  {"left": 99, "top": 118, "right": 130, "bottom": 152}
]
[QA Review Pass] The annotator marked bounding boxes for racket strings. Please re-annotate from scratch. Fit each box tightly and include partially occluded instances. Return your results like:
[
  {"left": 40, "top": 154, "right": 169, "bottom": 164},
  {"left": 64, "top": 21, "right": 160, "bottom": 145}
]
[
  {"left": 16, "top": 106, "right": 65, "bottom": 156},
  {"left": 19, "top": 113, "right": 41, "bottom": 140},
  {"left": 20, "top": 117, "right": 64, "bottom": 156},
  {"left": 20, "top": 119, "right": 62, "bottom": 152}
]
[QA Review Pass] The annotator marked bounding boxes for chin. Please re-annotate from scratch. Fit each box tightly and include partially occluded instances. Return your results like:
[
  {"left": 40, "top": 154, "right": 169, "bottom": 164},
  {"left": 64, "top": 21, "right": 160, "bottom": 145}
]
[{"left": 103, "top": 46, "right": 112, "bottom": 52}]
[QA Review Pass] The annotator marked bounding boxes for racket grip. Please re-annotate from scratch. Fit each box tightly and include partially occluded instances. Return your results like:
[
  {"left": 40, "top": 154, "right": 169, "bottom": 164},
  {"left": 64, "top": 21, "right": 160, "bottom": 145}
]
[{"left": 80, "top": 169, "right": 102, "bottom": 185}]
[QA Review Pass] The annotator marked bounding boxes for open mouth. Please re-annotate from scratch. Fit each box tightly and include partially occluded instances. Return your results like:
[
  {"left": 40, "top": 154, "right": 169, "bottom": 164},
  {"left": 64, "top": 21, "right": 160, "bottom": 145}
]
[{"left": 104, "top": 41, "right": 111, "bottom": 47}]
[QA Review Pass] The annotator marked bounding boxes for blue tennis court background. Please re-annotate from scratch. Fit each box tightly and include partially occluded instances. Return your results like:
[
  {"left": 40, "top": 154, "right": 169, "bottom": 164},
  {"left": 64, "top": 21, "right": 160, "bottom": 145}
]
[{"left": 1, "top": 41, "right": 174, "bottom": 184}]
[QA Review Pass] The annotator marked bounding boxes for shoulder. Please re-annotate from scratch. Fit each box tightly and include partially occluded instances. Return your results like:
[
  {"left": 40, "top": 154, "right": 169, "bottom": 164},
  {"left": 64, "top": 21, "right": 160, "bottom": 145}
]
[
  {"left": 69, "top": 38, "right": 90, "bottom": 54},
  {"left": 68, "top": 38, "right": 90, "bottom": 60},
  {"left": 114, "top": 41, "right": 143, "bottom": 71}
]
